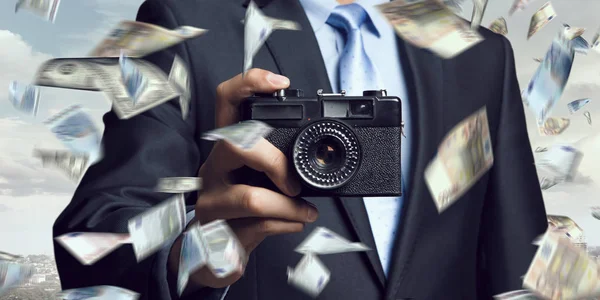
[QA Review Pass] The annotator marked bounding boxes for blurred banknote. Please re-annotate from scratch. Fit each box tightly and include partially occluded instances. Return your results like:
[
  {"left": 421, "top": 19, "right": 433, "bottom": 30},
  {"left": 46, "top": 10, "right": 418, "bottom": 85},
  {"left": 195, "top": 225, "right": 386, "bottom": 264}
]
[
  {"left": 33, "top": 149, "right": 89, "bottom": 182},
  {"left": 0, "top": 252, "right": 21, "bottom": 262},
  {"left": 567, "top": 98, "right": 590, "bottom": 114},
  {"left": 527, "top": 2, "right": 556, "bottom": 40},
  {"left": 44, "top": 105, "right": 102, "bottom": 163},
  {"left": 156, "top": 177, "right": 202, "bottom": 193},
  {"left": 15, "top": 0, "right": 60, "bottom": 23},
  {"left": 119, "top": 52, "right": 148, "bottom": 105},
  {"left": 547, "top": 215, "right": 584, "bottom": 240},
  {"left": 8, "top": 81, "right": 40, "bottom": 116},
  {"left": 535, "top": 146, "right": 547, "bottom": 153},
  {"left": 202, "top": 120, "right": 273, "bottom": 150},
  {"left": 591, "top": 207, "right": 600, "bottom": 220},
  {"left": 522, "top": 34, "right": 574, "bottom": 126},
  {"left": 295, "top": 227, "right": 370, "bottom": 255},
  {"left": 202, "top": 220, "right": 246, "bottom": 278},
  {"left": 537, "top": 117, "right": 570, "bottom": 136},
  {"left": 489, "top": 17, "right": 508, "bottom": 35},
  {"left": 34, "top": 58, "right": 180, "bottom": 120},
  {"left": 424, "top": 107, "right": 493, "bottom": 213},
  {"left": 0, "top": 262, "right": 34, "bottom": 296},
  {"left": 168, "top": 55, "right": 191, "bottom": 120},
  {"left": 539, "top": 176, "right": 559, "bottom": 190},
  {"left": 177, "top": 223, "right": 209, "bottom": 296},
  {"left": 536, "top": 145, "right": 583, "bottom": 181},
  {"left": 493, "top": 290, "right": 539, "bottom": 299},
  {"left": 287, "top": 254, "right": 331, "bottom": 298},
  {"left": 128, "top": 194, "right": 186, "bottom": 262},
  {"left": 584, "top": 111, "right": 592, "bottom": 125},
  {"left": 57, "top": 286, "right": 139, "bottom": 300},
  {"left": 377, "top": 0, "right": 483, "bottom": 59},
  {"left": 243, "top": 0, "right": 300, "bottom": 74},
  {"left": 89, "top": 21, "right": 207, "bottom": 58},
  {"left": 592, "top": 32, "right": 600, "bottom": 52},
  {"left": 533, "top": 57, "right": 542, "bottom": 63},
  {"left": 470, "top": 0, "right": 488, "bottom": 29},
  {"left": 572, "top": 36, "right": 590, "bottom": 54},
  {"left": 55, "top": 232, "right": 131, "bottom": 265},
  {"left": 563, "top": 23, "right": 585, "bottom": 40},
  {"left": 508, "top": 0, "right": 536, "bottom": 15},
  {"left": 523, "top": 232, "right": 600, "bottom": 299}
]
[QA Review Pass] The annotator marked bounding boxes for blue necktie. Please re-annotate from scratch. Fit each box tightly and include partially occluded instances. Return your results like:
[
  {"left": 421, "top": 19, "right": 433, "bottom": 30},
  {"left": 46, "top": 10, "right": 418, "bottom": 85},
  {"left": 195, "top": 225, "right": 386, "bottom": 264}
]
[{"left": 326, "top": 3, "right": 381, "bottom": 95}]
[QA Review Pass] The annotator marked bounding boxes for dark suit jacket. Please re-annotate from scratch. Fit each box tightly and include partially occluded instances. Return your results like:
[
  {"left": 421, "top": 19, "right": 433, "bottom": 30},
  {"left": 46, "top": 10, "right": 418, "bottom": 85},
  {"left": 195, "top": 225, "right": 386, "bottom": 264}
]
[{"left": 53, "top": 0, "right": 548, "bottom": 299}]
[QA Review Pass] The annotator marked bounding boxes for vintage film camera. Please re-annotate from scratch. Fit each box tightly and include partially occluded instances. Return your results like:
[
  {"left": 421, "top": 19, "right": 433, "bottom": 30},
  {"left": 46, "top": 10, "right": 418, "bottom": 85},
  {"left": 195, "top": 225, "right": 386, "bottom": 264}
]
[{"left": 235, "top": 89, "right": 403, "bottom": 197}]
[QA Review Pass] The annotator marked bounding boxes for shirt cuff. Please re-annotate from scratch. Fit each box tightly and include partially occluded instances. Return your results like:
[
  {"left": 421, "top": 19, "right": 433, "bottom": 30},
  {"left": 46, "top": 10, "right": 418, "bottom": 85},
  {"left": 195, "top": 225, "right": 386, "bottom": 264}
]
[{"left": 151, "top": 210, "right": 231, "bottom": 300}]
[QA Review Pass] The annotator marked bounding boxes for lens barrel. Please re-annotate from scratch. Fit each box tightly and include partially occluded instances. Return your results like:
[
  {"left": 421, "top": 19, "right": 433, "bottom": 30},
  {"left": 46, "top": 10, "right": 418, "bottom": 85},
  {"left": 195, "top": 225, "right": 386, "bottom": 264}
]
[{"left": 292, "top": 119, "right": 361, "bottom": 190}]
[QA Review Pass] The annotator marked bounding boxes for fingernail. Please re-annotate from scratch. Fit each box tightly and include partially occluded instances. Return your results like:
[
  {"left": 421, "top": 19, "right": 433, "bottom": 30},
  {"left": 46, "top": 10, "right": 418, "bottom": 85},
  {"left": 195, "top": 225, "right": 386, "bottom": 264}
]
[
  {"left": 287, "top": 180, "right": 302, "bottom": 196},
  {"left": 267, "top": 73, "right": 290, "bottom": 87},
  {"left": 306, "top": 203, "right": 318, "bottom": 222}
]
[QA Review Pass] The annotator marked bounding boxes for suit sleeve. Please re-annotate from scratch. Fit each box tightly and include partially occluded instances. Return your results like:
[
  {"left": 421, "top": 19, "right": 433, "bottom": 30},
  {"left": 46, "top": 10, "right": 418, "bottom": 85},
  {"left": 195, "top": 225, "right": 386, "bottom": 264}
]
[
  {"left": 476, "top": 36, "right": 548, "bottom": 297},
  {"left": 52, "top": 1, "right": 225, "bottom": 299}
]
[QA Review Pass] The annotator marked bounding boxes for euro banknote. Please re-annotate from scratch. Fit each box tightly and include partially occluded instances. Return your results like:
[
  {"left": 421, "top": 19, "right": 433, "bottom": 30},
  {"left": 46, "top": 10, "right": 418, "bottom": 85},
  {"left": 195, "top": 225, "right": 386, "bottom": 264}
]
[
  {"left": 119, "top": 51, "right": 148, "bottom": 105},
  {"left": 55, "top": 232, "right": 131, "bottom": 265},
  {"left": 43, "top": 104, "right": 102, "bottom": 164},
  {"left": 377, "top": 0, "right": 483, "bottom": 59},
  {"left": 243, "top": 0, "right": 300, "bottom": 74},
  {"left": 424, "top": 107, "right": 494, "bottom": 213},
  {"left": 57, "top": 285, "right": 139, "bottom": 300},
  {"left": 535, "top": 145, "right": 583, "bottom": 181},
  {"left": 522, "top": 34, "right": 574, "bottom": 126},
  {"left": 0, "top": 252, "right": 21, "bottom": 262},
  {"left": 567, "top": 98, "right": 590, "bottom": 113},
  {"left": 89, "top": 21, "right": 207, "bottom": 58},
  {"left": 493, "top": 289, "right": 540, "bottom": 299},
  {"left": 168, "top": 55, "right": 191, "bottom": 120},
  {"left": 177, "top": 222, "right": 209, "bottom": 296},
  {"left": 287, "top": 254, "right": 331, "bottom": 298},
  {"left": 128, "top": 194, "right": 186, "bottom": 262},
  {"left": 33, "top": 149, "right": 90, "bottom": 182},
  {"left": 15, "top": 0, "right": 60, "bottom": 23},
  {"left": 547, "top": 215, "right": 584, "bottom": 240},
  {"left": 8, "top": 81, "right": 40, "bottom": 116},
  {"left": 537, "top": 117, "right": 570, "bottom": 136},
  {"left": 202, "top": 120, "right": 273, "bottom": 150},
  {"left": 156, "top": 177, "right": 203, "bottom": 194},
  {"left": 527, "top": 2, "right": 556, "bottom": 40},
  {"left": 489, "top": 17, "right": 508, "bottom": 35},
  {"left": 295, "top": 227, "right": 370, "bottom": 255},
  {"left": 523, "top": 232, "right": 600, "bottom": 299},
  {"left": 0, "top": 262, "right": 34, "bottom": 296},
  {"left": 584, "top": 111, "right": 592, "bottom": 125},
  {"left": 591, "top": 207, "right": 600, "bottom": 220},
  {"left": 202, "top": 220, "right": 246, "bottom": 279},
  {"left": 34, "top": 57, "right": 181, "bottom": 120},
  {"left": 508, "top": 0, "right": 536, "bottom": 15},
  {"left": 470, "top": 0, "right": 488, "bottom": 30}
]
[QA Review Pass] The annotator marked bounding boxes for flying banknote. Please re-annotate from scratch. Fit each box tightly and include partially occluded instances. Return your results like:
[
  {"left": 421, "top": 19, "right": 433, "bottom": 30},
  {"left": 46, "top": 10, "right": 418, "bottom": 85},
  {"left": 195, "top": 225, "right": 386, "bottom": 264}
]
[
  {"left": 8, "top": 81, "right": 40, "bottom": 116},
  {"left": 489, "top": 17, "right": 508, "bottom": 35},
  {"left": 527, "top": 2, "right": 556, "bottom": 40},
  {"left": 567, "top": 98, "right": 590, "bottom": 113},
  {"left": 522, "top": 31, "right": 574, "bottom": 127}
]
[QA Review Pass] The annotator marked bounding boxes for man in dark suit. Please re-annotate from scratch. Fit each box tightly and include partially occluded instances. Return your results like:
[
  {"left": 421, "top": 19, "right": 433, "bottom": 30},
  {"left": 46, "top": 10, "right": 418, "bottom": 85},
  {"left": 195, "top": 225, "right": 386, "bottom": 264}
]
[{"left": 53, "top": 0, "right": 548, "bottom": 299}]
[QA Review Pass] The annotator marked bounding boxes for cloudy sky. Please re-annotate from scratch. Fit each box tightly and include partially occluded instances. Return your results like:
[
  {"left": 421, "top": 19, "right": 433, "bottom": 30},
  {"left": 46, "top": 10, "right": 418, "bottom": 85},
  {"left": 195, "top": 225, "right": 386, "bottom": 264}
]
[{"left": 0, "top": 0, "right": 599, "bottom": 256}]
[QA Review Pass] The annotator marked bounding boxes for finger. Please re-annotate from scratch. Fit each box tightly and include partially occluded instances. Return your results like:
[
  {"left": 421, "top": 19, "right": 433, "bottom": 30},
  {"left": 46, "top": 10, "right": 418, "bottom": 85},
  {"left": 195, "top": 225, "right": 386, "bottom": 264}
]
[
  {"left": 204, "top": 138, "right": 301, "bottom": 196},
  {"left": 215, "top": 68, "right": 290, "bottom": 127},
  {"left": 228, "top": 218, "right": 305, "bottom": 251},
  {"left": 196, "top": 185, "right": 318, "bottom": 223}
]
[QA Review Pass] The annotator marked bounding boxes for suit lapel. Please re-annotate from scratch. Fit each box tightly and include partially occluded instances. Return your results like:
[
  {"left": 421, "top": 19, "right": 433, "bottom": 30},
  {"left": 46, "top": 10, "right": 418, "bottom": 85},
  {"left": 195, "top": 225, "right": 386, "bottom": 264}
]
[
  {"left": 248, "top": 0, "right": 333, "bottom": 93},
  {"left": 384, "top": 39, "right": 446, "bottom": 299}
]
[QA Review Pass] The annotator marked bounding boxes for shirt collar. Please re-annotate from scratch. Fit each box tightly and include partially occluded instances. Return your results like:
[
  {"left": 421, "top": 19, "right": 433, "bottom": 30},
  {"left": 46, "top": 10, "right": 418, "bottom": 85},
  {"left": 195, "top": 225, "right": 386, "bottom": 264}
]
[{"left": 299, "top": 0, "right": 390, "bottom": 37}]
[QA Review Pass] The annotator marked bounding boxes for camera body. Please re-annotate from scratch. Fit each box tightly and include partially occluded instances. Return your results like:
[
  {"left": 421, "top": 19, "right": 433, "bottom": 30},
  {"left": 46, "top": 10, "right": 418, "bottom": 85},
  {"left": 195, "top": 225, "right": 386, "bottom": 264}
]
[{"left": 236, "top": 89, "right": 403, "bottom": 197}]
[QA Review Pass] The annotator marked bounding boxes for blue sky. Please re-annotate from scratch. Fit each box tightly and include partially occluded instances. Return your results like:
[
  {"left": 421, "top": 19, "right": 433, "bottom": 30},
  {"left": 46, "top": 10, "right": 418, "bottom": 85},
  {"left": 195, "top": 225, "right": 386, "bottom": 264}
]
[{"left": 1, "top": 0, "right": 600, "bottom": 255}]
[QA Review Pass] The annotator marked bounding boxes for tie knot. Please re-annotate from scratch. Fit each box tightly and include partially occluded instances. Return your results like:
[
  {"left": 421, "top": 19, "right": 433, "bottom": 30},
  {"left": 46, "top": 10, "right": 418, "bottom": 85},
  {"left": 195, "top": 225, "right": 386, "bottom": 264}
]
[{"left": 326, "top": 3, "right": 369, "bottom": 32}]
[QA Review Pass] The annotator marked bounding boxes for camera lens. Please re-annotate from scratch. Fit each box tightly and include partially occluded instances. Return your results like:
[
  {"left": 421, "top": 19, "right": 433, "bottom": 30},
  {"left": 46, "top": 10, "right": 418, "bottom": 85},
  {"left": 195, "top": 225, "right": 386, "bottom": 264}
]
[{"left": 293, "top": 119, "right": 361, "bottom": 190}]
